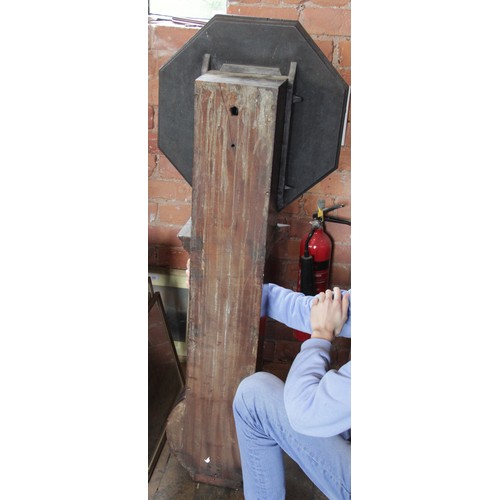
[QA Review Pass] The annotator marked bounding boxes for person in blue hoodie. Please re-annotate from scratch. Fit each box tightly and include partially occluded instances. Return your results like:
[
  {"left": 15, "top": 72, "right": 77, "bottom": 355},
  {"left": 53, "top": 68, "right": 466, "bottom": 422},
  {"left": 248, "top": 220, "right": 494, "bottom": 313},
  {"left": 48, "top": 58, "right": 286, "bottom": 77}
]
[{"left": 233, "top": 284, "right": 351, "bottom": 500}]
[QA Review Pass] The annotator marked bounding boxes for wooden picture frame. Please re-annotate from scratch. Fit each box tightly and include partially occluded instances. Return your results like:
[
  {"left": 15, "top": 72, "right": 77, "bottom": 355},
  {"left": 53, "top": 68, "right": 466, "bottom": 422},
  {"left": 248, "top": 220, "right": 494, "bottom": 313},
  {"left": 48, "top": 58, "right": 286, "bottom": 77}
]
[
  {"left": 148, "top": 291, "right": 185, "bottom": 479},
  {"left": 148, "top": 276, "right": 155, "bottom": 300}
]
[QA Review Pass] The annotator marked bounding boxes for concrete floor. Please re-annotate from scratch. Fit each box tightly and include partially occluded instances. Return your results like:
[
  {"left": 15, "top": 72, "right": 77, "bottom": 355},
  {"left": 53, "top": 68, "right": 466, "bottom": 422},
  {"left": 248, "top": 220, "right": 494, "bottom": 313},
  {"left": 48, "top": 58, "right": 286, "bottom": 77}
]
[{"left": 148, "top": 439, "right": 328, "bottom": 500}]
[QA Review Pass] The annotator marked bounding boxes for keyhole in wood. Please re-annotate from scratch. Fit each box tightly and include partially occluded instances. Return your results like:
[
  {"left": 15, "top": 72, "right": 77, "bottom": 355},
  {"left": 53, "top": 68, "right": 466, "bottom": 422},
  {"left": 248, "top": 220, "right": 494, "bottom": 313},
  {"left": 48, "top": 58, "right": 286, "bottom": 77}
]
[{"left": 230, "top": 106, "right": 238, "bottom": 116}]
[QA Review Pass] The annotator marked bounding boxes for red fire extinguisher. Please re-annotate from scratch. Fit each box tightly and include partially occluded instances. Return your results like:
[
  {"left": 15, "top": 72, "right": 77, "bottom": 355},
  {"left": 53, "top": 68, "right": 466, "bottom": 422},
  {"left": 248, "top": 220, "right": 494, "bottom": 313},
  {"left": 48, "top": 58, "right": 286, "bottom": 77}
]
[{"left": 294, "top": 200, "right": 351, "bottom": 341}]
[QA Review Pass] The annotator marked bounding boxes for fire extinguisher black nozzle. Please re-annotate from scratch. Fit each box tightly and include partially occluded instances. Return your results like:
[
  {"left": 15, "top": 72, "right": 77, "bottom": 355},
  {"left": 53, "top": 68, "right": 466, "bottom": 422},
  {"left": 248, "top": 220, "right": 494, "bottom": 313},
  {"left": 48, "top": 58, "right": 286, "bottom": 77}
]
[{"left": 300, "top": 254, "right": 315, "bottom": 296}]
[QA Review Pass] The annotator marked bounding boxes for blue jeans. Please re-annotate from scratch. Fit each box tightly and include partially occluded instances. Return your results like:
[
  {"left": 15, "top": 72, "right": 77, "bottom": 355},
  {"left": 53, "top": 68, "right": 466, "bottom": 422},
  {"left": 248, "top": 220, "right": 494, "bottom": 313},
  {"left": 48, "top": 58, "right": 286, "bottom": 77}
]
[{"left": 233, "top": 372, "right": 351, "bottom": 499}]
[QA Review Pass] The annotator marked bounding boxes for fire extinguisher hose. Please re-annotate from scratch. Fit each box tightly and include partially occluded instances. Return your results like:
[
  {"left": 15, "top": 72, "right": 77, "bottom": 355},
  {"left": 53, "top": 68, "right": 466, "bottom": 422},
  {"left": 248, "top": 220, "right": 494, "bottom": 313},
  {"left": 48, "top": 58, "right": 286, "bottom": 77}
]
[{"left": 300, "top": 227, "right": 316, "bottom": 296}]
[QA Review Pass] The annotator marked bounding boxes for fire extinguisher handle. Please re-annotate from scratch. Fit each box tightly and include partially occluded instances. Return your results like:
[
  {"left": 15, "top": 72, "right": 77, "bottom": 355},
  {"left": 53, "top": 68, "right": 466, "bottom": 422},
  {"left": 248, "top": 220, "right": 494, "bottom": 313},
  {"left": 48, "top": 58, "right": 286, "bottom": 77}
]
[
  {"left": 324, "top": 216, "right": 351, "bottom": 226},
  {"left": 322, "top": 203, "right": 345, "bottom": 214}
]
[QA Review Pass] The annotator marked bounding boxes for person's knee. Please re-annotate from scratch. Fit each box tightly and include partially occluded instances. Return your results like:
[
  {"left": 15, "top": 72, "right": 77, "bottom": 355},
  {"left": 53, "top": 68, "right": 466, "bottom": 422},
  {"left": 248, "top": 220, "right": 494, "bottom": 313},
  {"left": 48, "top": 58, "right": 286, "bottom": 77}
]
[{"left": 233, "top": 372, "right": 282, "bottom": 415}]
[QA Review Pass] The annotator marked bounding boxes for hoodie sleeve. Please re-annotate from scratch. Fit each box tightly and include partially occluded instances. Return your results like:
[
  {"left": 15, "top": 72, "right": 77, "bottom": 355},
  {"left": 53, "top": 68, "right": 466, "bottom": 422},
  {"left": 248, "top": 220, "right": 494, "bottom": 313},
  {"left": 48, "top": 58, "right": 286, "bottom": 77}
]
[
  {"left": 261, "top": 283, "right": 351, "bottom": 338},
  {"left": 283, "top": 338, "right": 351, "bottom": 437}
]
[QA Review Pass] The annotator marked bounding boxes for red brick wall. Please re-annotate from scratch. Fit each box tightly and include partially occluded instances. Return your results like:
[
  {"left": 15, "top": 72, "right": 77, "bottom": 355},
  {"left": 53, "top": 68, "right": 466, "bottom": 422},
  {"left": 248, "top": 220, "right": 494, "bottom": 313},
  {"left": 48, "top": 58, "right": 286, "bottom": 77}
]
[
  {"left": 148, "top": 24, "right": 199, "bottom": 269},
  {"left": 148, "top": 1, "right": 351, "bottom": 291},
  {"left": 148, "top": 3, "right": 351, "bottom": 364}
]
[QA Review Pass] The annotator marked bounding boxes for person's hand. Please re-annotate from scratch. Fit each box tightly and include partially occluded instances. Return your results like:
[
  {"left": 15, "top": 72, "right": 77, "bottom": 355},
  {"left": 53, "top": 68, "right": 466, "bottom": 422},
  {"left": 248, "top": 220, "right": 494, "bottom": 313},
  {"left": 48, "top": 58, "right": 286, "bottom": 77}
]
[
  {"left": 310, "top": 287, "right": 350, "bottom": 342},
  {"left": 185, "top": 258, "right": 190, "bottom": 288}
]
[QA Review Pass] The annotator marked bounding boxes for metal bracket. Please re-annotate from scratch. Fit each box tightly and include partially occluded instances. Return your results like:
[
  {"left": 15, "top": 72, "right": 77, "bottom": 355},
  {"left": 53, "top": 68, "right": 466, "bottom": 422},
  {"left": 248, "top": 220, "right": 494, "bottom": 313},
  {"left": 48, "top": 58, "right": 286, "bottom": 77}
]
[
  {"left": 201, "top": 53, "right": 211, "bottom": 74},
  {"left": 277, "top": 62, "right": 299, "bottom": 210}
]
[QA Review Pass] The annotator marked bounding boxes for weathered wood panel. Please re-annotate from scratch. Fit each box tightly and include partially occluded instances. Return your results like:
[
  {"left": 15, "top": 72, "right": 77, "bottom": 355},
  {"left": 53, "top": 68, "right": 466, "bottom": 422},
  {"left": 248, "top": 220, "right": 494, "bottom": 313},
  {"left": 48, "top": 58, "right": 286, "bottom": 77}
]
[{"left": 167, "top": 70, "right": 287, "bottom": 487}]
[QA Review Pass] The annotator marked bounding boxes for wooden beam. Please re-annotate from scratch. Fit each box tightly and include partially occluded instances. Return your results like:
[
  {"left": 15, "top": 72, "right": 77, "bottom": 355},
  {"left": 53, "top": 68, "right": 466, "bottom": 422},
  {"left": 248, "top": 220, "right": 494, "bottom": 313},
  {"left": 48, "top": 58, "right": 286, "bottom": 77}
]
[{"left": 167, "top": 69, "right": 287, "bottom": 488}]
